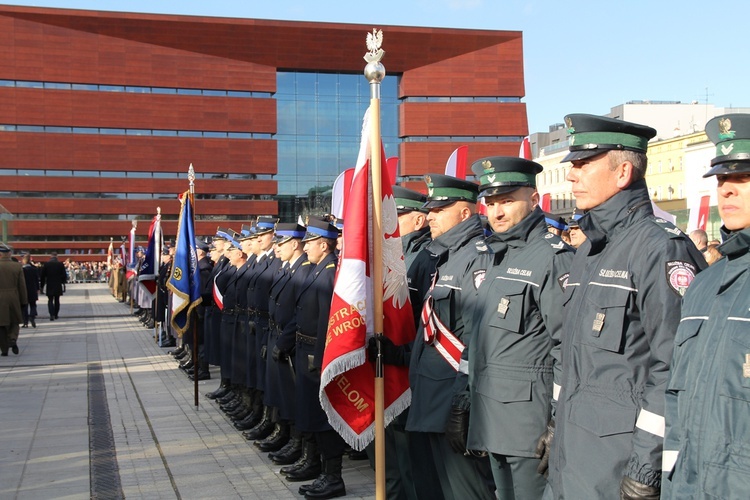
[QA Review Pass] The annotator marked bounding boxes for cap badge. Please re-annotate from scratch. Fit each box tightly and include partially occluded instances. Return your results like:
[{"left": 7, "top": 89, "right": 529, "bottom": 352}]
[
  {"left": 482, "top": 160, "right": 493, "bottom": 173},
  {"left": 487, "top": 174, "right": 496, "bottom": 183},
  {"left": 565, "top": 116, "right": 575, "bottom": 134},
  {"left": 718, "top": 117, "right": 736, "bottom": 140},
  {"left": 721, "top": 143, "right": 735, "bottom": 156}
]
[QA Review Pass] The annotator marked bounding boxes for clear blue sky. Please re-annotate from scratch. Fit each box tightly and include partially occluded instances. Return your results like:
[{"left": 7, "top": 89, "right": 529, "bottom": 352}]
[{"left": 2, "top": 0, "right": 746, "bottom": 134}]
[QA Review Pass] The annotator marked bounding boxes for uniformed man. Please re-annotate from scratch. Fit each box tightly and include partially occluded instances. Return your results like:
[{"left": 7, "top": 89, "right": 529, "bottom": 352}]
[
  {"left": 405, "top": 174, "right": 495, "bottom": 500},
  {"left": 663, "top": 114, "right": 750, "bottom": 498},
  {"left": 461, "top": 157, "right": 574, "bottom": 500},
  {"left": 541, "top": 114, "right": 705, "bottom": 499},
  {"left": 284, "top": 216, "right": 347, "bottom": 499},
  {"left": 566, "top": 209, "right": 587, "bottom": 249},
  {"left": 267, "top": 222, "right": 313, "bottom": 466},
  {"left": 205, "top": 228, "right": 233, "bottom": 398},
  {"left": 543, "top": 212, "right": 566, "bottom": 237}
]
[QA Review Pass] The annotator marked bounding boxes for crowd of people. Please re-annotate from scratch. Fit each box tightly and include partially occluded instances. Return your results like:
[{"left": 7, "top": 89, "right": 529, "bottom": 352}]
[{"left": 4, "top": 111, "right": 747, "bottom": 499}]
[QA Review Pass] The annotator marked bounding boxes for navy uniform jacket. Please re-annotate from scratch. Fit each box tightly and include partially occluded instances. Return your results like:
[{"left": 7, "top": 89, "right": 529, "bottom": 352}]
[
  {"left": 403, "top": 227, "right": 435, "bottom": 330},
  {"left": 466, "top": 207, "right": 573, "bottom": 456},
  {"left": 22, "top": 263, "right": 40, "bottom": 303},
  {"left": 196, "top": 256, "right": 213, "bottom": 318},
  {"left": 547, "top": 180, "right": 706, "bottom": 499},
  {"left": 41, "top": 257, "right": 67, "bottom": 297},
  {"left": 272, "top": 256, "right": 313, "bottom": 354},
  {"left": 406, "top": 215, "right": 485, "bottom": 433},
  {"left": 663, "top": 227, "right": 750, "bottom": 499}
]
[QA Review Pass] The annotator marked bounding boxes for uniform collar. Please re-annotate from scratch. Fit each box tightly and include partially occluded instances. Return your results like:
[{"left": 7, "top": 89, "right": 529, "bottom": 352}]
[
  {"left": 719, "top": 226, "right": 750, "bottom": 259},
  {"left": 578, "top": 179, "right": 653, "bottom": 252},
  {"left": 402, "top": 227, "right": 430, "bottom": 253},
  {"left": 427, "top": 214, "right": 485, "bottom": 256}
]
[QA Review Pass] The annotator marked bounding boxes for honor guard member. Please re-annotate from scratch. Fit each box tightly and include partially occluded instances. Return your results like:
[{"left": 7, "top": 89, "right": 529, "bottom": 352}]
[
  {"left": 188, "top": 237, "right": 213, "bottom": 380},
  {"left": 285, "top": 216, "right": 348, "bottom": 499},
  {"left": 461, "top": 157, "right": 573, "bottom": 500},
  {"left": 566, "top": 209, "right": 587, "bottom": 249},
  {"left": 542, "top": 114, "right": 705, "bottom": 500},
  {"left": 205, "top": 228, "right": 234, "bottom": 397},
  {"left": 226, "top": 224, "right": 262, "bottom": 431},
  {"left": 405, "top": 174, "right": 494, "bottom": 500},
  {"left": 663, "top": 114, "right": 750, "bottom": 498},
  {"left": 0, "top": 242, "right": 27, "bottom": 356},
  {"left": 248, "top": 216, "right": 284, "bottom": 447},
  {"left": 267, "top": 223, "right": 314, "bottom": 467},
  {"left": 543, "top": 212, "right": 567, "bottom": 237}
]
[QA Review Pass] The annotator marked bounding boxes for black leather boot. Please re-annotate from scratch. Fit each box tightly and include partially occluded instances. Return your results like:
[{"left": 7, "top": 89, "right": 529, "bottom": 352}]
[
  {"left": 256, "top": 421, "right": 290, "bottom": 452},
  {"left": 171, "top": 345, "right": 185, "bottom": 358},
  {"left": 301, "top": 456, "right": 346, "bottom": 499},
  {"left": 242, "top": 406, "right": 274, "bottom": 441},
  {"left": 217, "top": 390, "right": 237, "bottom": 405},
  {"left": 270, "top": 435, "right": 302, "bottom": 465},
  {"left": 283, "top": 439, "right": 321, "bottom": 482},
  {"left": 233, "top": 409, "right": 261, "bottom": 430},
  {"left": 205, "top": 379, "right": 230, "bottom": 399}
]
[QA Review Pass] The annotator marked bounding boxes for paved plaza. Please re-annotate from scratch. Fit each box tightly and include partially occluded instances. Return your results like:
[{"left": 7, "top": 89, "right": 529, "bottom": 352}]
[{"left": 0, "top": 283, "right": 376, "bottom": 499}]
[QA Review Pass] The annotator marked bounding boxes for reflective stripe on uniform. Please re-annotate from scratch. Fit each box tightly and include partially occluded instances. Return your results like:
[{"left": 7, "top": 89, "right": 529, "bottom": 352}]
[
  {"left": 459, "top": 358, "right": 469, "bottom": 374},
  {"left": 662, "top": 449, "right": 679, "bottom": 472},
  {"left": 635, "top": 408, "right": 665, "bottom": 438},
  {"left": 553, "top": 383, "right": 561, "bottom": 401}
]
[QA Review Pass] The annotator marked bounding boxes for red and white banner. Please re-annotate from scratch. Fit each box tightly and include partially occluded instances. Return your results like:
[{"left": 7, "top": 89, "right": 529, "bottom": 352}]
[
  {"left": 519, "top": 136, "right": 532, "bottom": 160},
  {"left": 320, "top": 107, "right": 414, "bottom": 451},
  {"left": 697, "top": 195, "right": 710, "bottom": 230},
  {"left": 331, "top": 168, "right": 355, "bottom": 220},
  {"left": 444, "top": 145, "right": 468, "bottom": 179}
]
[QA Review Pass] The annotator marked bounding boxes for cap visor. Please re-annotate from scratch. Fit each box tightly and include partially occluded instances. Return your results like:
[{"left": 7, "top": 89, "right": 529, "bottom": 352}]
[
  {"left": 563, "top": 149, "right": 607, "bottom": 162},
  {"left": 703, "top": 161, "right": 750, "bottom": 178},
  {"left": 423, "top": 199, "right": 458, "bottom": 210},
  {"left": 301, "top": 234, "right": 321, "bottom": 243}
]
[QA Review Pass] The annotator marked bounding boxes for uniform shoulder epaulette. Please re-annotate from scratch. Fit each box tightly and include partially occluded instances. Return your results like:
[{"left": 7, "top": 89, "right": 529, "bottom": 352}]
[
  {"left": 543, "top": 232, "right": 569, "bottom": 253},
  {"left": 301, "top": 261, "right": 311, "bottom": 266},
  {"left": 652, "top": 217, "right": 684, "bottom": 239},
  {"left": 325, "top": 263, "right": 336, "bottom": 269},
  {"left": 474, "top": 239, "right": 490, "bottom": 254}
]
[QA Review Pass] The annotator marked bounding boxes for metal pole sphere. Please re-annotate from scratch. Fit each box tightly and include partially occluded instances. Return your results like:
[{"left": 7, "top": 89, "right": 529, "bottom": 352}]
[{"left": 364, "top": 61, "right": 386, "bottom": 84}]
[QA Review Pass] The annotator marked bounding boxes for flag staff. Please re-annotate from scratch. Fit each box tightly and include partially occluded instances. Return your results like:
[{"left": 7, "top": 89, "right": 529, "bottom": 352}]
[
  {"left": 188, "top": 164, "right": 199, "bottom": 407},
  {"left": 364, "top": 28, "right": 386, "bottom": 500}
]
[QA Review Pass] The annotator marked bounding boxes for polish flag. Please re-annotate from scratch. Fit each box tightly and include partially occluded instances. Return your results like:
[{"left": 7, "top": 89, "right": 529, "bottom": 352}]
[
  {"left": 331, "top": 168, "right": 355, "bottom": 220},
  {"left": 519, "top": 136, "right": 532, "bottom": 159},
  {"left": 320, "top": 107, "right": 414, "bottom": 450},
  {"left": 444, "top": 145, "right": 468, "bottom": 179},
  {"left": 697, "top": 195, "right": 710, "bottom": 230}
]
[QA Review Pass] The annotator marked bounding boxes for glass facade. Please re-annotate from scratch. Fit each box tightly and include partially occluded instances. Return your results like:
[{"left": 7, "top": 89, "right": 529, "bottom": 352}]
[{"left": 275, "top": 72, "right": 400, "bottom": 219}]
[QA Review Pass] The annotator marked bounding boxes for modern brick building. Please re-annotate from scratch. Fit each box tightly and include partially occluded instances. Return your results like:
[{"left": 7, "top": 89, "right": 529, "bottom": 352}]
[{"left": 0, "top": 5, "right": 528, "bottom": 260}]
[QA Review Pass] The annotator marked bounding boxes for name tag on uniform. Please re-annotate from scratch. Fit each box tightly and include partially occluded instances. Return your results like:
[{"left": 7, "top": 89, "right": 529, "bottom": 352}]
[
  {"left": 592, "top": 312, "right": 605, "bottom": 335},
  {"left": 744, "top": 354, "right": 750, "bottom": 379},
  {"left": 497, "top": 297, "right": 510, "bottom": 318}
]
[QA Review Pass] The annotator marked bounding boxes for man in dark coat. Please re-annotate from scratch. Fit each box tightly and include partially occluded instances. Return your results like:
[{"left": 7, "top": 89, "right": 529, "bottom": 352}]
[
  {"left": 21, "top": 253, "right": 39, "bottom": 328},
  {"left": 0, "top": 242, "right": 27, "bottom": 356},
  {"left": 40, "top": 252, "right": 67, "bottom": 321}
]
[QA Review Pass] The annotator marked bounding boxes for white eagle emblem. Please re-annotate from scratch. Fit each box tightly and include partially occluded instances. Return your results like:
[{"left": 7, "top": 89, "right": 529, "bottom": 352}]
[
  {"left": 365, "top": 29, "right": 385, "bottom": 63},
  {"left": 382, "top": 194, "right": 409, "bottom": 309}
]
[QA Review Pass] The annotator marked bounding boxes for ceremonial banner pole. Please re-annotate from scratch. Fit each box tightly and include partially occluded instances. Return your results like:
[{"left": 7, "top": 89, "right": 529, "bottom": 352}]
[
  {"left": 154, "top": 207, "right": 162, "bottom": 346},
  {"left": 189, "top": 165, "right": 199, "bottom": 407},
  {"left": 364, "top": 29, "right": 387, "bottom": 500}
]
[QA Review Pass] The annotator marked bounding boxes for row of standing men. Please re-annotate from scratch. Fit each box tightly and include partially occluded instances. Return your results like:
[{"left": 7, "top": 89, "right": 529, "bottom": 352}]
[{"left": 169, "top": 111, "right": 747, "bottom": 500}]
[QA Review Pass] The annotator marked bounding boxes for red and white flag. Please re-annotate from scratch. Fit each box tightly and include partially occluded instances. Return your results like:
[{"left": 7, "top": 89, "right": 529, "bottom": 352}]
[
  {"left": 320, "top": 107, "right": 414, "bottom": 450},
  {"left": 444, "top": 145, "right": 468, "bottom": 179},
  {"left": 519, "top": 135, "right": 532, "bottom": 159},
  {"left": 331, "top": 168, "right": 355, "bottom": 220}
]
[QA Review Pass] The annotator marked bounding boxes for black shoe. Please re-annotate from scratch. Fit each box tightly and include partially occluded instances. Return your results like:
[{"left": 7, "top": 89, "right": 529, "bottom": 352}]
[
  {"left": 255, "top": 423, "right": 290, "bottom": 452},
  {"left": 189, "top": 370, "right": 210, "bottom": 381},
  {"left": 233, "top": 411, "right": 261, "bottom": 431},
  {"left": 31, "top": 318, "right": 36, "bottom": 328},
  {"left": 22, "top": 323, "right": 28, "bottom": 328},
  {"left": 205, "top": 386, "right": 230, "bottom": 400},
  {"left": 242, "top": 409, "right": 274, "bottom": 441},
  {"left": 303, "top": 473, "right": 346, "bottom": 499},
  {"left": 284, "top": 458, "right": 322, "bottom": 482},
  {"left": 347, "top": 449, "right": 369, "bottom": 461},
  {"left": 1, "top": 350, "right": 7, "bottom": 356},
  {"left": 227, "top": 405, "right": 250, "bottom": 419},
  {"left": 54, "top": 315, "right": 59, "bottom": 320},
  {"left": 175, "top": 350, "right": 190, "bottom": 361},
  {"left": 299, "top": 474, "right": 327, "bottom": 495},
  {"left": 217, "top": 391, "right": 238, "bottom": 405},
  {"left": 171, "top": 346, "right": 185, "bottom": 358},
  {"left": 10, "top": 343, "right": 19, "bottom": 355},
  {"left": 179, "top": 359, "right": 194, "bottom": 371},
  {"left": 145, "top": 320, "right": 155, "bottom": 329},
  {"left": 270, "top": 437, "right": 303, "bottom": 465},
  {"left": 50, "top": 316, "right": 55, "bottom": 321}
]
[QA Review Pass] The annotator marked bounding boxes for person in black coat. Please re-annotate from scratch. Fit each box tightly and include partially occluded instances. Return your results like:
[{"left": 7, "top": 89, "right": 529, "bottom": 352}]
[
  {"left": 40, "top": 252, "right": 67, "bottom": 321},
  {"left": 21, "top": 253, "right": 40, "bottom": 328}
]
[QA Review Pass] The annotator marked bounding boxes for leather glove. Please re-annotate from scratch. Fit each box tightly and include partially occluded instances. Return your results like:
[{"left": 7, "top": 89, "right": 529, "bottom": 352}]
[
  {"left": 445, "top": 392, "right": 470, "bottom": 454},
  {"left": 271, "top": 345, "right": 285, "bottom": 362},
  {"left": 534, "top": 420, "right": 555, "bottom": 477},
  {"left": 367, "top": 336, "right": 405, "bottom": 366},
  {"left": 619, "top": 476, "right": 660, "bottom": 500}
]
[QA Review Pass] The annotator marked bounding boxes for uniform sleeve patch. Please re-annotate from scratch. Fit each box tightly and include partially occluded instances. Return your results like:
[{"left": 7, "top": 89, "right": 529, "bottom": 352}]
[
  {"left": 665, "top": 261, "right": 696, "bottom": 296},
  {"left": 557, "top": 272, "right": 570, "bottom": 291},
  {"left": 325, "top": 263, "right": 336, "bottom": 269},
  {"left": 473, "top": 269, "right": 486, "bottom": 290}
]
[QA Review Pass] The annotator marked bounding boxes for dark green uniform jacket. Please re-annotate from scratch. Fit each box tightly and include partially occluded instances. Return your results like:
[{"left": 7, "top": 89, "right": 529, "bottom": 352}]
[
  {"left": 466, "top": 207, "right": 573, "bottom": 456},
  {"left": 547, "top": 180, "right": 705, "bottom": 499},
  {"left": 663, "top": 227, "right": 750, "bottom": 499},
  {"left": 406, "top": 215, "right": 485, "bottom": 433}
]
